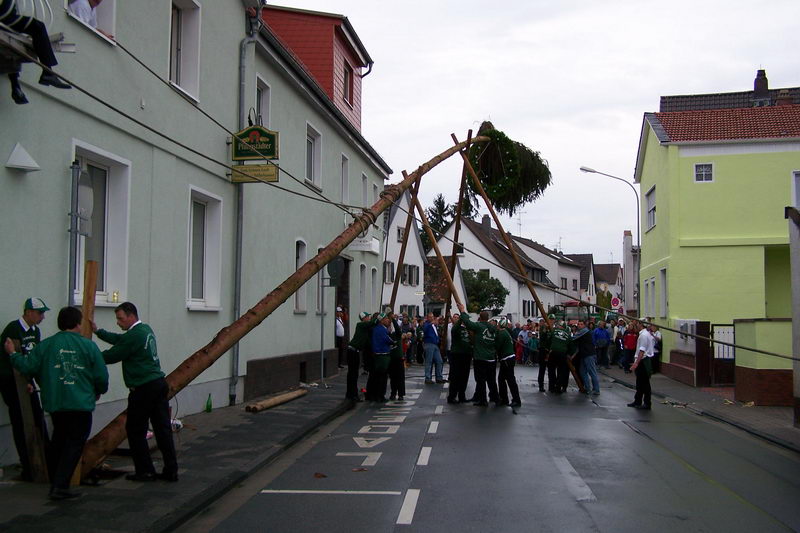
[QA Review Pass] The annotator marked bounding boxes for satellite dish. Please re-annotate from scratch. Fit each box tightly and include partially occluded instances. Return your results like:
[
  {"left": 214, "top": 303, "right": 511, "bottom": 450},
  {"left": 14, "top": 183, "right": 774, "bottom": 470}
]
[{"left": 77, "top": 170, "right": 93, "bottom": 237}]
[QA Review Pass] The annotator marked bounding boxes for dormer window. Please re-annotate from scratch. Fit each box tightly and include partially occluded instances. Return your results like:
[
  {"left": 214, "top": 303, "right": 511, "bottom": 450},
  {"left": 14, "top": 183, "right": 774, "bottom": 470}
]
[{"left": 343, "top": 62, "right": 354, "bottom": 106}]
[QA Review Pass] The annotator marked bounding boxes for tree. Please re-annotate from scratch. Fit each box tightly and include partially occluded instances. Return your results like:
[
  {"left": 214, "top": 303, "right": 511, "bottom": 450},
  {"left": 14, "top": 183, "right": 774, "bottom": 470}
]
[
  {"left": 419, "top": 193, "right": 453, "bottom": 252},
  {"left": 462, "top": 268, "right": 509, "bottom": 313}
]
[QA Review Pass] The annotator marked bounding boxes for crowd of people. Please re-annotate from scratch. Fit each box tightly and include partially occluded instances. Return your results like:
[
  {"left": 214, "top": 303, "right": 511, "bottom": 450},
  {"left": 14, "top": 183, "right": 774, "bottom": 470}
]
[{"left": 344, "top": 305, "right": 663, "bottom": 414}]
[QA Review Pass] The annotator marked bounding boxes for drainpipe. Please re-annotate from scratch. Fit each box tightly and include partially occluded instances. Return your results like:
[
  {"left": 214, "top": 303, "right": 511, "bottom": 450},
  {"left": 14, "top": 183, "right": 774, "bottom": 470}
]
[
  {"left": 230, "top": 8, "right": 261, "bottom": 406},
  {"left": 68, "top": 160, "right": 81, "bottom": 307}
]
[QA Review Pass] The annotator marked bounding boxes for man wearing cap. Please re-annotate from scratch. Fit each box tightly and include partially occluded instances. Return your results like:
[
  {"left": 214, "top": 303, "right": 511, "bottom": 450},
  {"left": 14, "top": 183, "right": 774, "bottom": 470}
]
[
  {"left": 0, "top": 297, "right": 50, "bottom": 481},
  {"left": 496, "top": 318, "right": 521, "bottom": 407},
  {"left": 346, "top": 311, "right": 375, "bottom": 401},
  {"left": 5, "top": 306, "right": 108, "bottom": 500},
  {"left": 93, "top": 302, "right": 178, "bottom": 482}
]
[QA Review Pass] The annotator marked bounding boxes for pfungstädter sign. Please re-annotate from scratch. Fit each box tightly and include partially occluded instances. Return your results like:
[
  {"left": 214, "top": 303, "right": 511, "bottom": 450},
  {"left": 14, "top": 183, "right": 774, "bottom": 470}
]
[{"left": 232, "top": 126, "right": 279, "bottom": 161}]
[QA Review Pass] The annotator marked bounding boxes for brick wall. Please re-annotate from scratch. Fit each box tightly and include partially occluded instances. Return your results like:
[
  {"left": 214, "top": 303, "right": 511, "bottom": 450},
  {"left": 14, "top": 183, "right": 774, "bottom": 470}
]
[
  {"left": 734, "top": 366, "right": 793, "bottom": 406},
  {"left": 244, "top": 348, "right": 339, "bottom": 401}
]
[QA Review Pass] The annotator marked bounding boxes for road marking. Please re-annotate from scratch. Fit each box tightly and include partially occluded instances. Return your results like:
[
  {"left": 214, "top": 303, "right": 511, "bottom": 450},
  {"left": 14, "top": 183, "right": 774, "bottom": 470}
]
[
  {"left": 388, "top": 400, "right": 416, "bottom": 406},
  {"left": 404, "top": 393, "right": 421, "bottom": 399},
  {"left": 396, "top": 489, "right": 421, "bottom": 525},
  {"left": 439, "top": 392, "right": 448, "bottom": 400},
  {"left": 442, "top": 382, "right": 449, "bottom": 389},
  {"left": 380, "top": 407, "right": 412, "bottom": 412},
  {"left": 359, "top": 425, "right": 399, "bottom": 434},
  {"left": 337, "top": 452, "right": 382, "bottom": 466},
  {"left": 261, "top": 490, "right": 402, "bottom": 496},
  {"left": 406, "top": 388, "right": 423, "bottom": 393},
  {"left": 353, "top": 437, "right": 391, "bottom": 448},
  {"left": 428, "top": 421, "right": 439, "bottom": 434},
  {"left": 434, "top": 405, "right": 443, "bottom": 415},
  {"left": 417, "top": 446, "right": 432, "bottom": 466},
  {"left": 553, "top": 456, "right": 596, "bottom": 502},
  {"left": 370, "top": 416, "right": 407, "bottom": 423}
]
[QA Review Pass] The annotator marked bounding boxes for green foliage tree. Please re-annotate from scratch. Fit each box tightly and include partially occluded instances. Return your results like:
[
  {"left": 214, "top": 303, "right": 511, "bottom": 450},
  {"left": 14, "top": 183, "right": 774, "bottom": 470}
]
[
  {"left": 419, "top": 193, "right": 453, "bottom": 252},
  {"left": 462, "top": 268, "right": 509, "bottom": 313}
]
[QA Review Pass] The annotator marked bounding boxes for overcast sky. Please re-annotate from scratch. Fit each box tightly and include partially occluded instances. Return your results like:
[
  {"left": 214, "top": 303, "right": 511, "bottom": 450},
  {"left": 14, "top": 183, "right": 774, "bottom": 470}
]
[{"left": 289, "top": 0, "right": 799, "bottom": 264}]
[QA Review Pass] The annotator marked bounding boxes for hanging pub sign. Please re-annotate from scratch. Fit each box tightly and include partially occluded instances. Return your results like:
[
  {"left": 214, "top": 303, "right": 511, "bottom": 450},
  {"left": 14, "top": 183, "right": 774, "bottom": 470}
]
[{"left": 231, "top": 125, "right": 279, "bottom": 161}]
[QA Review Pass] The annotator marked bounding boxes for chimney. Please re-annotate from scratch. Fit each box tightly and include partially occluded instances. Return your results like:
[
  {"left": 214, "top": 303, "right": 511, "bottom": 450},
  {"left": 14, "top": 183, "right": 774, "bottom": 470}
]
[
  {"left": 776, "top": 89, "right": 793, "bottom": 106},
  {"left": 481, "top": 214, "right": 491, "bottom": 229},
  {"left": 753, "top": 69, "right": 769, "bottom": 99}
]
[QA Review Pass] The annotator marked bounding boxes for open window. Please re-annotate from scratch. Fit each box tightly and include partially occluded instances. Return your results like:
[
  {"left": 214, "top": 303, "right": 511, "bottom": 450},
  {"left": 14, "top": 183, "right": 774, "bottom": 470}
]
[{"left": 66, "top": 0, "right": 116, "bottom": 41}]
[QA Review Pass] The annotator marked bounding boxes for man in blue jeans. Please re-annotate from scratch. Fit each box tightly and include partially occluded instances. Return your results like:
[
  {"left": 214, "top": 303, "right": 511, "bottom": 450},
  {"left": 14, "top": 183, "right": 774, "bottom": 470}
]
[
  {"left": 422, "top": 313, "right": 445, "bottom": 384},
  {"left": 572, "top": 320, "right": 600, "bottom": 395}
]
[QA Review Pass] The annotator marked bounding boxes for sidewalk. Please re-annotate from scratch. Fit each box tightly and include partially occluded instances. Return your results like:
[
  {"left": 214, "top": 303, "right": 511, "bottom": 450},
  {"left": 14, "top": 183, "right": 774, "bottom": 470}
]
[
  {"left": 600, "top": 366, "right": 800, "bottom": 454},
  {"left": 0, "top": 371, "right": 351, "bottom": 533}
]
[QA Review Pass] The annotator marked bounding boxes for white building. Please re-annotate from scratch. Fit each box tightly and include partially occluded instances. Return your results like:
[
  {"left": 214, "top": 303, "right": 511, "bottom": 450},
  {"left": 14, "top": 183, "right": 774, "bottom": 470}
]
[{"left": 381, "top": 189, "right": 427, "bottom": 317}]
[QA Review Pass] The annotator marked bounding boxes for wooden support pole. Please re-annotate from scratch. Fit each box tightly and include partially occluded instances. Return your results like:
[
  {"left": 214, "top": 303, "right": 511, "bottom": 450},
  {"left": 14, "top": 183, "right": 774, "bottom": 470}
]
[
  {"left": 451, "top": 133, "right": 584, "bottom": 392},
  {"left": 11, "top": 350, "right": 48, "bottom": 483},
  {"left": 444, "top": 130, "right": 472, "bottom": 319},
  {"left": 79, "top": 135, "right": 488, "bottom": 477},
  {"left": 411, "top": 195, "right": 464, "bottom": 310},
  {"left": 80, "top": 261, "right": 98, "bottom": 339},
  {"left": 388, "top": 173, "right": 422, "bottom": 310}
]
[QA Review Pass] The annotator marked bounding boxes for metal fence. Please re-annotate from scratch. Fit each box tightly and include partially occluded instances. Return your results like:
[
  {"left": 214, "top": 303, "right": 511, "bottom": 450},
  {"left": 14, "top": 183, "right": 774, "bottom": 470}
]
[{"left": 712, "top": 324, "right": 735, "bottom": 359}]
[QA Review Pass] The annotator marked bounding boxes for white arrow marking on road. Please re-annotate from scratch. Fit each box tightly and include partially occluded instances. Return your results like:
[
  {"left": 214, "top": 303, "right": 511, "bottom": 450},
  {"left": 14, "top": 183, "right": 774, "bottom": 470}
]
[
  {"left": 353, "top": 437, "right": 391, "bottom": 448},
  {"left": 396, "top": 489, "right": 421, "bottom": 525},
  {"left": 417, "top": 447, "right": 432, "bottom": 466},
  {"left": 428, "top": 421, "right": 439, "bottom": 434},
  {"left": 553, "top": 456, "right": 597, "bottom": 502},
  {"left": 336, "top": 452, "right": 382, "bottom": 466},
  {"left": 358, "top": 425, "right": 399, "bottom": 434}
]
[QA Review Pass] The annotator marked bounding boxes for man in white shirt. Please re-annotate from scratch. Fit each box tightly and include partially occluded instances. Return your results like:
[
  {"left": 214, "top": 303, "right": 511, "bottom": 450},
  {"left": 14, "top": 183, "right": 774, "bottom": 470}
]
[{"left": 627, "top": 320, "right": 655, "bottom": 410}]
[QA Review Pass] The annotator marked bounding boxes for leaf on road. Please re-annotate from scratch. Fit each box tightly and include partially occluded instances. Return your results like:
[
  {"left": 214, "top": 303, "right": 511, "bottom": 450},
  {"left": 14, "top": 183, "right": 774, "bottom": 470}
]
[
  {"left": 313, "top": 472, "right": 327, "bottom": 478},
  {"left": 352, "top": 468, "right": 368, "bottom": 472}
]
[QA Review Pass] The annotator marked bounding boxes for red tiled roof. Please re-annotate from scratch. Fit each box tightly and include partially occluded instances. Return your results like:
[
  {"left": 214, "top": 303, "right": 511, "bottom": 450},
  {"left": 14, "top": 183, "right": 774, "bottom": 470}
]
[{"left": 654, "top": 104, "right": 800, "bottom": 142}]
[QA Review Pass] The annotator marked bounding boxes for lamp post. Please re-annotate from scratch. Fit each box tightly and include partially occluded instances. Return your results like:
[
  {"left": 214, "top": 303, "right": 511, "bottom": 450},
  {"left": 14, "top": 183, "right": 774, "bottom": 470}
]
[{"left": 580, "top": 166, "right": 640, "bottom": 316}]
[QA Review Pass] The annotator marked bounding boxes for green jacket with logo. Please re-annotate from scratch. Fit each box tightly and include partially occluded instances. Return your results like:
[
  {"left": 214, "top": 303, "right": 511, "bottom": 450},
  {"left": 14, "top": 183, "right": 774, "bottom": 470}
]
[
  {"left": 458, "top": 314, "right": 497, "bottom": 361},
  {"left": 548, "top": 327, "right": 573, "bottom": 354},
  {"left": 96, "top": 323, "right": 164, "bottom": 388},
  {"left": 450, "top": 321, "right": 472, "bottom": 355},
  {"left": 9, "top": 331, "right": 108, "bottom": 412},
  {"left": 495, "top": 328, "right": 515, "bottom": 359},
  {"left": 0, "top": 319, "right": 40, "bottom": 379}
]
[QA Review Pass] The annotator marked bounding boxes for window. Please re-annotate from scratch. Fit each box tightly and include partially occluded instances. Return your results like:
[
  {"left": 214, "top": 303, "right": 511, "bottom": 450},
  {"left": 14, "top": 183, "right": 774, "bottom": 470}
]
[
  {"left": 455, "top": 242, "right": 464, "bottom": 255},
  {"left": 371, "top": 268, "right": 379, "bottom": 310},
  {"left": 401, "top": 264, "right": 419, "bottom": 286},
  {"left": 694, "top": 163, "right": 713, "bottom": 182},
  {"left": 187, "top": 187, "right": 222, "bottom": 310},
  {"left": 361, "top": 174, "right": 369, "bottom": 207},
  {"left": 305, "top": 124, "right": 321, "bottom": 188},
  {"left": 560, "top": 277, "right": 567, "bottom": 290},
  {"left": 533, "top": 270, "right": 545, "bottom": 283},
  {"left": 343, "top": 62, "right": 354, "bottom": 105},
  {"left": 397, "top": 226, "right": 406, "bottom": 243},
  {"left": 373, "top": 183, "right": 379, "bottom": 206},
  {"left": 792, "top": 171, "right": 800, "bottom": 207},
  {"left": 400, "top": 305, "right": 419, "bottom": 318},
  {"left": 340, "top": 155, "right": 349, "bottom": 204},
  {"left": 572, "top": 279, "right": 578, "bottom": 291},
  {"left": 169, "top": 0, "right": 201, "bottom": 99},
  {"left": 294, "top": 240, "right": 307, "bottom": 311},
  {"left": 659, "top": 268, "right": 668, "bottom": 318},
  {"left": 67, "top": 0, "right": 116, "bottom": 41},
  {"left": 522, "top": 300, "right": 530, "bottom": 317},
  {"left": 645, "top": 186, "right": 656, "bottom": 230},
  {"left": 383, "top": 261, "right": 395, "bottom": 284},
  {"left": 359, "top": 264, "right": 367, "bottom": 310},
  {"left": 255, "top": 76, "right": 271, "bottom": 127},
  {"left": 73, "top": 141, "right": 130, "bottom": 306}
]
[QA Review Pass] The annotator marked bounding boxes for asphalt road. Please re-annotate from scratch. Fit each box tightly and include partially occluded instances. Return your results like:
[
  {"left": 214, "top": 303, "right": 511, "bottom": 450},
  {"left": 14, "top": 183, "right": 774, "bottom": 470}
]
[{"left": 178, "top": 365, "right": 800, "bottom": 533}]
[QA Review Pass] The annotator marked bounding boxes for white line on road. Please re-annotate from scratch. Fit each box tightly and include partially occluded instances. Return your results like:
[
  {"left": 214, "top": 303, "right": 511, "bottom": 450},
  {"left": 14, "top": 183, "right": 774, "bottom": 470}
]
[
  {"left": 417, "top": 446, "right": 432, "bottom": 466},
  {"left": 428, "top": 421, "right": 439, "bottom": 434},
  {"left": 261, "top": 490, "right": 402, "bottom": 495},
  {"left": 336, "top": 452, "right": 382, "bottom": 466},
  {"left": 553, "top": 456, "right": 597, "bottom": 502},
  {"left": 396, "top": 489, "right": 421, "bottom": 525},
  {"left": 434, "top": 405, "right": 443, "bottom": 415},
  {"left": 442, "top": 382, "right": 449, "bottom": 389},
  {"left": 439, "top": 392, "right": 447, "bottom": 400}
]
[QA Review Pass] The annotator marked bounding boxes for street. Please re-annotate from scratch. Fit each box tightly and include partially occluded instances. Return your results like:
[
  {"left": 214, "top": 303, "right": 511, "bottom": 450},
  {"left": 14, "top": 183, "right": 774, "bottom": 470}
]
[{"left": 178, "top": 365, "right": 800, "bottom": 533}]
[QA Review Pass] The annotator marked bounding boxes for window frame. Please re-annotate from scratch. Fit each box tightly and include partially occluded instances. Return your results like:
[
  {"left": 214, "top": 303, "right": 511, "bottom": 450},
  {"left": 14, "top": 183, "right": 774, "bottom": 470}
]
[
  {"left": 186, "top": 186, "right": 222, "bottom": 311},
  {"left": 255, "top": 74, "right": 271, "bottom": 128},
  {"left": 72, "top": 140, "right": 131, "bottom": 307},
  {"left": 168, "top": 0, "right": 201, "bottom": 101},
  {"left": 343, "top": 62, "right": 354, "bottom": 106},
  {"left": 305, "top": 123, "right": 322, "bottom": 189},
  {"left": 65, "top": 0, "right": 117, "bottom": 43},
  {"left": 694, "top": 162, "right": 714, "bottom": 183},
  {"left": 340, "top": 154, "right": 349, "bottom": 204},
  {"left": 645, "top": 185, "right": 656, "bottom": 230},
  {"left": 397, "top": 226, "right": 406, "bottom": 243}
]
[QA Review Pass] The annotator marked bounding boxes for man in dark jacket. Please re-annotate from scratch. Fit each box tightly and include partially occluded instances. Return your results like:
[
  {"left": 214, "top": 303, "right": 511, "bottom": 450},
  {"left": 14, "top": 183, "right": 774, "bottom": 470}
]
[{"left": 572, "top": 320, "right": 600, "bottom": 395}]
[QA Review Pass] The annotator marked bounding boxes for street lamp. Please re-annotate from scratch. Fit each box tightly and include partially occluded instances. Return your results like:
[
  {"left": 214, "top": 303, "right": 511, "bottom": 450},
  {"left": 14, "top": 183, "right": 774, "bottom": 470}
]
[{"left": 579, "top": 166, "right": 640, "bottom": 316}]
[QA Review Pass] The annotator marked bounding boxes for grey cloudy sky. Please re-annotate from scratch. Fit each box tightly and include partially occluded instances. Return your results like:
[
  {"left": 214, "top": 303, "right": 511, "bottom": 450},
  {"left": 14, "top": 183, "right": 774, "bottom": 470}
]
[{"left": 290, "top": 0, "right": 799, "bottom": 264}]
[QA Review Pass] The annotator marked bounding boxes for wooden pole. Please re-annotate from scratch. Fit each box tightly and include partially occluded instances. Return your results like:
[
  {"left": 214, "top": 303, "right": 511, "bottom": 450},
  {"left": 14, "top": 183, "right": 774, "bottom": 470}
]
[
  {"left": 451, "top": 134, "right": 584, "bottom": 392},
  {"left": 79, "top": 136, "right": 488, "bottom": 476},
  {"left": 80, "top": 261, "right": 98, "bottom": 339},
  {"left": 444, "top": 130, "right": 472, "bottom": 319},
  {"left": 388, "top": 174, "right": 423, "bottom": 310},
  {"left": 411, "top": 195, "right": 464, "bottom": 310},
  {"left": 11, "top": 342, "right": 48, "bottom": 483}
]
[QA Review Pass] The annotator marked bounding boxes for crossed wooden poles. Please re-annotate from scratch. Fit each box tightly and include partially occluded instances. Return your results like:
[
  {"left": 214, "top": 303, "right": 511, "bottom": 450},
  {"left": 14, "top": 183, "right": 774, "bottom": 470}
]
[{"left": 79, "top": 132, "right": 581, "bottom": 478}]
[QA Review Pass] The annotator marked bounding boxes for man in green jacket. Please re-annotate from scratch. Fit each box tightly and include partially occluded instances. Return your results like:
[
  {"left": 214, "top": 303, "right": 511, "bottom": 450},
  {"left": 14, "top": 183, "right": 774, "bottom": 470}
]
[
  {"left": 496, "top": 318, "right": 521, "bottom": 407},
  {"left": 447, "top": 313, "right": 472, "bottom": 404},
  {"left": 346, "top": 311, "right": 374, "bottom": 401},
  {"left": 0, "top": 297, "right": 50, "bottom": 481},
  {"left": 93, "top": 302, "right": 178, "bottom": 482},
  {"left": 5, "top": 306, "right": 108, "bottom": 500},
  {"left": 456, "top": 304, "right": 499, "bottom": 406}
]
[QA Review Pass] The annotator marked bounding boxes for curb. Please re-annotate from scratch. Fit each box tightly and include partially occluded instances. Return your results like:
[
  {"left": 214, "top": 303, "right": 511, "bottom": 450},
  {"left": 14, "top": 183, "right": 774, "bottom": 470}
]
[
  {"left": 601, "top": 370, "right": 800, "bottom": 455},
  {"left": 146, "top": 397, "right": 352, "bottom": 533}
]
